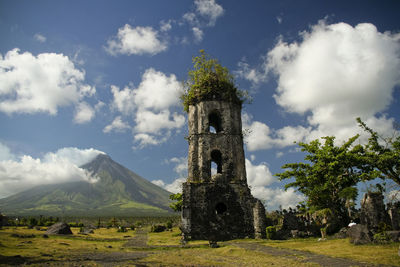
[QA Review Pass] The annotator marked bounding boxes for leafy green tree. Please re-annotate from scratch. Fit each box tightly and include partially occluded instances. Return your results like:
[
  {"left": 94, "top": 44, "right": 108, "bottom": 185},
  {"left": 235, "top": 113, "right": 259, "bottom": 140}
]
[
  {"left": 276, "top": 136, "right": 365, "bottom": 225},
  {"left": 357, "top": 118, "right": 400, "bottom": 185},
  {"left": 181, "top": 50, "right": 249, "bottom": 112},
  {"left": 169, "top": 193, "right": 182, "bottom": 212},
  {"left": 28, "top": 217, "right": 38, "bottom": 228}
]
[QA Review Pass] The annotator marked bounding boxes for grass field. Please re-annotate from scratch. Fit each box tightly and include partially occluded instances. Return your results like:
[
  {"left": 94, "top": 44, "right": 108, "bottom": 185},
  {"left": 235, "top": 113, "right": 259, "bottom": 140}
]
[{"left": 0, "top": 226, "right": 398, "bottom": 266}]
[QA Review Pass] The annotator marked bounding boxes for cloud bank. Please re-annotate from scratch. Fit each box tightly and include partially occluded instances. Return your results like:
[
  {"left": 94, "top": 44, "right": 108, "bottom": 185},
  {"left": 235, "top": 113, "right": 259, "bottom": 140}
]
[
  {"left": 239, "top": 21, "right": 400, "bottom": 151},
  {"left": 106, "top": 68, "right": 185, "bottom": 147},
  {"left": 0, "top": 49, "right": 96, "bottom": 123},
  {"left": 105, "top": 24, "right": 167, "bottom": 56},
  {"left": 0, "top": 144, "right": 104, "bottom": 198}
]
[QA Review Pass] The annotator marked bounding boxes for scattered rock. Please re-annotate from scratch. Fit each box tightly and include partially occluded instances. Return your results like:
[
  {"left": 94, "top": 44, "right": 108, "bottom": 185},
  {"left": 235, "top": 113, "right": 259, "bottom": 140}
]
[
  {"left": 347, "top": 224, "right": 373, "bottom": 245},
  {"left": 79, "top": 227, "right": 94, "bottom": 235},
  {"left": 333, "top": 227, "right": 348, "bottom": 239},
  {"left": 11, "top": 233, "right": 35, "bottom": 238},
  {"left": 45, "top": 222, "right": 72, "bottom": 235},
  {"left": 40, "top": 253, "right": 52, "bottom": 257},
  {"left": 151, "top": 224, "right": 167, "bottom": 233},
  {"left": 290, "top": 230, "right": 308, "bottom": 238},
  {"left": 386, "top": 230, "right": 400, "bottom": 242},
  {"left": 209, "top": 241, "right": 219, "bottom": 248}
]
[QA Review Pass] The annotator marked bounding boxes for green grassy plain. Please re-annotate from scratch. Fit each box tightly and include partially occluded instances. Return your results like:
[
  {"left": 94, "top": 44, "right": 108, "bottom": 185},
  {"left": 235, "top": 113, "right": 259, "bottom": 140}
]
[{"left": 0, "top": 226, "right": 398, "bottom": 266}]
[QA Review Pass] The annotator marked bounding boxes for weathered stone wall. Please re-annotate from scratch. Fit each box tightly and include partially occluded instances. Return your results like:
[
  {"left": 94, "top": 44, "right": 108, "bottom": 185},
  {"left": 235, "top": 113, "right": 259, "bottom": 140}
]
[
  {"left": 360, "top": 192, "right": 390, "bottom": 232},
  {"left": 187, "top": 101, "right": 246, "bottom": 183},
  {"left": 253, "top": 199, "right": 267, "bottom": 239},
  {"left": 183, "top": 99, "right": 266, "bottom": 241},
  {"left": 388, "top": 203, "right": 400, "bottom": 230},
  {"left": 182, "top": 182, "right": 259, "bottom": 241}
]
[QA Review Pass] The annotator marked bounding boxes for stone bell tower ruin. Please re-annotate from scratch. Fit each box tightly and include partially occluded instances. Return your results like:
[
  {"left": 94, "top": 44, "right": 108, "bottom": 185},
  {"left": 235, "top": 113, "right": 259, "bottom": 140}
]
[{"left": 181, "top": 93, "right": 267, "bottom": 241}]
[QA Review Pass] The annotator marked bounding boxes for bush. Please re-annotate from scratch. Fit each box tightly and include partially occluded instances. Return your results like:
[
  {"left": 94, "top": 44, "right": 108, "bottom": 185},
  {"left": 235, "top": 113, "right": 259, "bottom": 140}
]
[
  {"left": 166, "top": 220, "right": 173, "bottom": 229},
  {"left": 117, "top": 226, "right": 127, "bottom": 233},
  {"left": 373, "top": 232, "right": 390, "bottom": 243},
  {"left": 151, "top": 224, "right": 167, "bottom": 233},
  {"left": 68, "top": 222, "right": 84, "bottom": 228},
  {"left": 181, "top": 50, "right": 249, "bottom": 112},
  {"left": 44, "top": 221, "right": 53, "bottom": 226},
  {"left": 266, "top": 226, "right": 277, "bottom": 239},
  {"left": 28, "top": 217, "right": 38, "bottom": 227}
]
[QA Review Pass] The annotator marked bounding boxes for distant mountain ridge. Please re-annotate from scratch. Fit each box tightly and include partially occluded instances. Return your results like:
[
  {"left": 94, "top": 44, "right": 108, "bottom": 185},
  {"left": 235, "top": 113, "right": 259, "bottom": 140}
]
[{"left": 0, "top": 154, "right": 174, "bottom": 216}]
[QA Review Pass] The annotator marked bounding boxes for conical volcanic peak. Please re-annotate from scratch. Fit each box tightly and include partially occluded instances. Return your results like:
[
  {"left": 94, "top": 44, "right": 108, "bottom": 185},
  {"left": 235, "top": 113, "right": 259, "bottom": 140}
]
[{"left": 0, "top": 153, "right": 173, "bottom": 216}]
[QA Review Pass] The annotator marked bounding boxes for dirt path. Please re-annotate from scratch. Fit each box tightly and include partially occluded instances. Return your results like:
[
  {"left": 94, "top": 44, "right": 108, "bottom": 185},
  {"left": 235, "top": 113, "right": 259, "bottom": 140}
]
[
  {"left": 231, "top": 241, "right": 392, "bottom": 267},
  {"left": 123, "top": 227, "right": 149, "bottom": 248}
]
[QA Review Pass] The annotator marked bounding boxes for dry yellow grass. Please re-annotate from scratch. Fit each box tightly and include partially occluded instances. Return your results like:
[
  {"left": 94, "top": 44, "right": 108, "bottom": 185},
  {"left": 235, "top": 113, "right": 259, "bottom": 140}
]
[
  {"left": 1, "top": 226, "right": 398, "bottom": 266},
  {"left": 147, "top": 227, "right": 208, "bottom": 246},
  {"left": 265, "top": 238, "right": 400, "bottom": 266},
  {"left": 0, "top": 226, "right": 127, "bottom": 261},
  {"left": 141, "top": 245, "right": 319, "bottom": 267}
]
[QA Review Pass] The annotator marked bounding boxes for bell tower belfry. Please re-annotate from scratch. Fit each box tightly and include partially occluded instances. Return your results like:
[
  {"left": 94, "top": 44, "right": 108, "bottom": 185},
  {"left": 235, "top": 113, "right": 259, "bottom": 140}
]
[
  {"left": 181, "top": 62, "right": 266, "bottom": 241},
  {"left": 187, "top": 101, "right": 246, "bottom": 184}
]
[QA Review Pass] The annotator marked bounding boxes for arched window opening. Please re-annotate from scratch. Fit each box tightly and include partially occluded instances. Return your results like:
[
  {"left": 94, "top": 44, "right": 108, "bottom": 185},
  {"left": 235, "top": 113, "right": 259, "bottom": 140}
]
[
  {"left": 211, "top": 162, "right": 218, "bottom": 176},
  {"left": 215, "top": 202, "right": 227, "bottom": 215},
  {"left": 208, "top": 112, "right": 222, "bottom": 133},
  {"left": 211, "top": 150, "right": 222, "bottom": 174},
  {"left": 210, "top": 125, "right": 217, "bottom": 134}
]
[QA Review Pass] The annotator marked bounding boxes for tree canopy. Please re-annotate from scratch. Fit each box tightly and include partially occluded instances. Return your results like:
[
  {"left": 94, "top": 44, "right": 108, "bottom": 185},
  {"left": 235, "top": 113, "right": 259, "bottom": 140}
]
[
  {"left": 357, "top": 118, "right": 400, "bottom": 185},
  {"left": 181, "top": 50, "right": 248, "bottom": 112},
  {"left": 276, "top": 135, "right": 365, "bottom": 222},
  {"left": 169, "top": 192, "right": 182, "bottom": 212},
  {"left": 275, "top": 119, "right": 399, "bottom": 231}
]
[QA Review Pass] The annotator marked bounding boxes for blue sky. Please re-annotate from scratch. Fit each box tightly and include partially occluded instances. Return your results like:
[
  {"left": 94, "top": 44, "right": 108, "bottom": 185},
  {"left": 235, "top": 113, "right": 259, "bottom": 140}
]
[{"left": 1, "top": 0, "right": 400, "bottom": 210}]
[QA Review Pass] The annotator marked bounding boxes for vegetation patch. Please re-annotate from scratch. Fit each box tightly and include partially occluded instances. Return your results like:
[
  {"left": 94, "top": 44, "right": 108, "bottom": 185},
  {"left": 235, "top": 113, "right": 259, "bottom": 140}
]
[
  {"left": 181, "top": 50, "right": 249, "bottom": 112},
  {"left": 1, "top": 225, "right": 398, "bottom": 266},
  {"left": 264, "top": 237, "right": 399, "bottom": 266}
]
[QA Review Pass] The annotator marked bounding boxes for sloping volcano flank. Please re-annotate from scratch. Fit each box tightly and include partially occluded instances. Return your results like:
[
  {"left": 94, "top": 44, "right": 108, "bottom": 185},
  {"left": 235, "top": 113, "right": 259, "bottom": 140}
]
[{"left": 0, "top": 154, "right": 173, "bottom": 216}]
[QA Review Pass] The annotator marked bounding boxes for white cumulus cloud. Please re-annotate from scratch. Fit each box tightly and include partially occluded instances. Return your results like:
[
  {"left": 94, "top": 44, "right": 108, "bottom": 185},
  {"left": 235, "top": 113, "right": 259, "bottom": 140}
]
[
  {"left": 110, "top": 84, "right": 136, "bottom": 115},
  {"left": 0, "top": 143, "right": 15, "bottom": 161},
  {"left": 74, "top": 101, "right": 95, "bottom": 124},
  {"left": 0, "top": 144, "right": 104, "bottom": 198},
  {"left": 109, "top": 68, "right": 185, "bottom": 148},
  {"left": 242, "top": 113, "right": 310, "bottom": 151},
  {"left": 245, "top": 159, "right": 274, "bottom": 188},
  {"left": 0, "top": 49, "right": 95, "bottom": 119},
  {"left": 34, "top": 33, "right": 46, "bottom": 43},
  {"left": 152, "top": 156, "right": 187, "bottom": 193},
  {"left": 192, "top": 27, "right": 204, "bottom": 43},
  {"left": 133, "top": 68, "right": 183, "bottom": 111},
  {"left": 105, "top": 24, "right": 167, "bottom": 56},
  {"left": 195, "top": 0, "right": 224, "bottom": 26},
  {"left": 240, "top": 21, "right": 400, "bottom": 150},
  {"left": 103, "top": 116, "right": 131, "bottom": 133},
  {"left": 134, "top": 110, "right": 185, "bottom": 135},
  {"left": 245, "top": 158, "right": 304, "bottom": 210}
]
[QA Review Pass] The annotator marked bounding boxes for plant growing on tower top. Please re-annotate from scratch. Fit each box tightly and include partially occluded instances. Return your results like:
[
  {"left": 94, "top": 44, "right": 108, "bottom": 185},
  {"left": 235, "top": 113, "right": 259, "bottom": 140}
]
[{"left": 181, "top": 50, "right": 249, "bottom": 112}]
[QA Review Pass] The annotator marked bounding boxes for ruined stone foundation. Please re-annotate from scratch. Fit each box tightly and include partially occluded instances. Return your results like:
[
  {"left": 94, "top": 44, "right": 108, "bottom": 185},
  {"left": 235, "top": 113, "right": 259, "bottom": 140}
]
[{"left": 181, "top": 181, "right": 266, "bottom": 241}]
